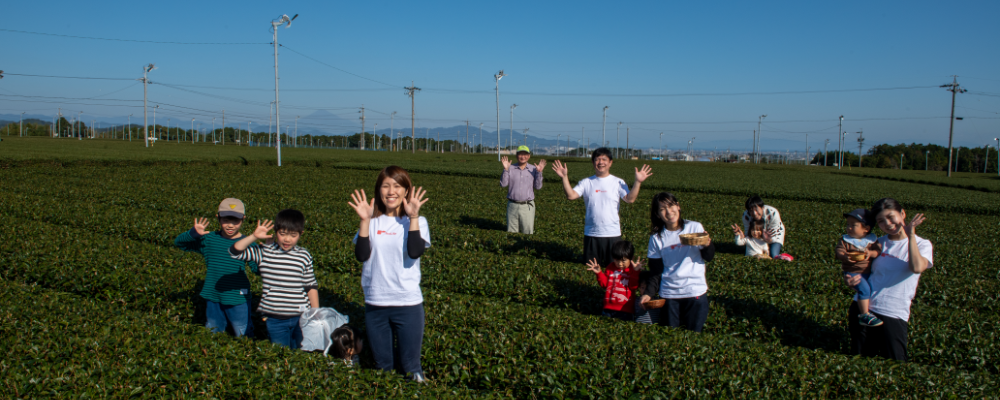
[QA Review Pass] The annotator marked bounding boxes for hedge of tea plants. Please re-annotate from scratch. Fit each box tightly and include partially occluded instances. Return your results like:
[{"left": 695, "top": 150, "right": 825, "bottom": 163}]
[{"left": 2, "top": 144, "right": 1000, "bottom": 397}]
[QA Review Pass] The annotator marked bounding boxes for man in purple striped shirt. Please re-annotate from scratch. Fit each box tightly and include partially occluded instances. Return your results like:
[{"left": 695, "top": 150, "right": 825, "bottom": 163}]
[{"left": 501, "top": 145, "right": 546, "bottom": 234}]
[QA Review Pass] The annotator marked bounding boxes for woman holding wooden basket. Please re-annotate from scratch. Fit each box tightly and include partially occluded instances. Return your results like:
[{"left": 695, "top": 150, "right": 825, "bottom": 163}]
[{"left": 638, "top": 192, "right": 716, "bottom": 332}]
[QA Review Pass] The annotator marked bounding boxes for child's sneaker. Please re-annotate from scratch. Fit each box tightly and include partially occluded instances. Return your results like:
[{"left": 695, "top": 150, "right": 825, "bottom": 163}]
[{"left": 859, "top": 313, "right": 883, "bottom": 327}]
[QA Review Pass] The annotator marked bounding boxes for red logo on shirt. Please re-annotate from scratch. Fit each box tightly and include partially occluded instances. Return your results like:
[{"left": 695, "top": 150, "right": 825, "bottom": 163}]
[
  {"left": 595, "top": 189, "right": 607, "bottom": 193},
  {"left": 376, "top": 230, "right": 398, "bottom": 235}
]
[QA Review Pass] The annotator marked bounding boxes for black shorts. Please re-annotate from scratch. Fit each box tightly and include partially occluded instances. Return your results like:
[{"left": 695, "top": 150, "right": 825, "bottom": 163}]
[
  {"left": 848, "top": 301, "right": 908, "bottom": 361},
  {"left": 583, "top": 235, "right": 622, "bottom": 267}
]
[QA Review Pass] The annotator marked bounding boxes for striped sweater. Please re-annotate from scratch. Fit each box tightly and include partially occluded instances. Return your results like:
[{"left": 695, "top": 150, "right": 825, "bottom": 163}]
[
  {"left": 174, "top": 229, "right": 258, "bottom": 305},
  {"left": 230, "top": 242, "right": 318, "bottom": 318}
]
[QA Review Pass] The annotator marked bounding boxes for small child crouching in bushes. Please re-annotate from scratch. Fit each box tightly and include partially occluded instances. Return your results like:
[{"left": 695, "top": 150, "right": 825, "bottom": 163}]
[
  {"left": 586, "top": 240, "right": 643, "bottom": 321},
  {"left": 731, "top": 219, "right": 771, "bottom": 259},
  {"left": 327, "top": 325, "right": 364, "bottom": 367}
]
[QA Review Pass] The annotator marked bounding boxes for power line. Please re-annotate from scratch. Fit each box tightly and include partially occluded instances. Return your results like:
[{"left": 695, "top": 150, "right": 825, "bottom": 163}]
[
  {"left": 0, "top": 28, "right": 267, "bottom": 45},
  {"left": 4, "top": 73, "right": 134, "bottom": 81},
  {"left": 421, "top": 85, "right": 940, "bottom": 97},
  {"left": 279, "top": 44, "right": 400, "bottom": 88}
]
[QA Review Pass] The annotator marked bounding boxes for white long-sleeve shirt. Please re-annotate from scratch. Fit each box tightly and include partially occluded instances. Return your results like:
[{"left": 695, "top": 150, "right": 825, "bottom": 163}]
[
  {"left": 735, "top": 235, "right": 769, "bottom": 257},
  {"left": 742, "top": 205, "right": 786, "bottom": 244}
]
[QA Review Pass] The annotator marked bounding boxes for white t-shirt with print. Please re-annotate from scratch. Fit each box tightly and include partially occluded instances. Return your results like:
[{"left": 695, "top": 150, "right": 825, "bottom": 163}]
[
  {"left": 352, "top": 215, "right": 431, "bottom": 306},
  {"left": 572, "top": 175, "right": 630, "bottom": 237},
  {"left": 647, "top": 221, "right": 709, "bottom": 299},
  {"left": 867, "top": 235, "right": 933, "bottom": 321}
]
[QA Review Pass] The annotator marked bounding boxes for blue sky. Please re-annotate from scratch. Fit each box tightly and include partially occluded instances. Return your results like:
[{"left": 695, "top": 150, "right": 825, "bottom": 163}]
[{"left": 1, "top": 0, "right": 998, "bottom": 152}]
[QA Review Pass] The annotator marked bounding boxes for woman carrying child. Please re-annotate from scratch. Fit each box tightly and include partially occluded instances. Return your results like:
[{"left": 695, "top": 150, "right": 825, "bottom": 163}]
[
  {"left": 585, "top": 241, "right": 642, "bottom": 321},
  {"left": 349, "top": 166, "right": 431, "bottom": 383},
  {"left": 639, "top": 192, "right": 716, "bottom": 332},
  {"left": 741, "top": 196, "right": 786, "bottom": 258},
  {"left": 844, "top": 198, "right": 932, "bottom": 361},
  {"left": 731, "top": 219, "right": 772, "bottom": 259}
]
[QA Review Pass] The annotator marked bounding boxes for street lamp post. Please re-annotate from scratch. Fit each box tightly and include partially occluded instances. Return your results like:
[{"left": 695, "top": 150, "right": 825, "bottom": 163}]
[
  {"left": 271, "top": 13, "right": 298, "bottom": 166},
  {"left": 152, "top": 105, "right": 158, "bottom": 146},
  {"left": 494, "top": 70, "right": 507, "bottom": 160},
  {"left": 191, "top": 118, "right": 195, "bottom": 144},
  {"left": 616, "top": 122, "right": 622, "bottom": 159},
  {"left": 659, "top": 132, "right": 663, "bottom": 160},
  {"left": 509, "top": 104, "right": 517, "bottom": 153},
  {"left": 140, "top": 63, "right": 156, "bottom": 147},
  {"left": 837, "top": 115, "right": 844, "bottom": 169},
  {"left": 995, "top": 138, "right": 999, "bottom": 177}
]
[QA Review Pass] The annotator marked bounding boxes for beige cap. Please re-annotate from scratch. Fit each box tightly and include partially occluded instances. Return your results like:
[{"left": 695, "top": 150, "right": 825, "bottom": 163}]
[{"left": 218, "top": 198, "right": 245, "bottom": 218}]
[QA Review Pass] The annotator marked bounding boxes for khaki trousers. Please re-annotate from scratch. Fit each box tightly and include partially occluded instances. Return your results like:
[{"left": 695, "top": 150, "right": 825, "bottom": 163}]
[{"left": 506, "top": 200, "right": 535, "bottom": 234}]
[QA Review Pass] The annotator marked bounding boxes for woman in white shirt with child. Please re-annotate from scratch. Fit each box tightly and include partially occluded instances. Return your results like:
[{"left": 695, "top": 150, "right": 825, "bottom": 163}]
[{"left": 845, "top": 197, "right": 932, "bottom": 361}]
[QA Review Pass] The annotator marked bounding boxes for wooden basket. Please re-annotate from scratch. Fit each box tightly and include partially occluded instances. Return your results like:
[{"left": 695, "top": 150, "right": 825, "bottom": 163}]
[
  {"left": 679, "top": 232, "right": 711, "bottom": 246},
  {"left": 847, "top": 251, "right": 867, "bottom": 262},
  {"left": 642, "top": 299, "right": 666, "bottom": 309}
]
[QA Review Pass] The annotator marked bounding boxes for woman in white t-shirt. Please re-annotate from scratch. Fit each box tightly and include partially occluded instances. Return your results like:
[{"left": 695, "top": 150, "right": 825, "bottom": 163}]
[
  {"left": 845, "top": 197, "right": 931, "bottom": 362},
  {"left": 639, "top": 192, "right": 716, "bottom": 332},
  {"left": 349, "top": 166, "right": 431, "bottom": 383}
]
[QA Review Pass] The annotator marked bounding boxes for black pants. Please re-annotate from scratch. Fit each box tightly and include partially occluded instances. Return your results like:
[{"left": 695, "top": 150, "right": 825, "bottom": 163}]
[
  {"left": 657, "top": 295, "right": 709, "bottom": 332},
  {"left": 848, "top": 301, "right": 908, "bottom": 361},
  {"left": 583, "top": 235, "right": 622, "bottom": 267},
  {"left": 365, "top": 303, "right": 425, "bottom": 373}
]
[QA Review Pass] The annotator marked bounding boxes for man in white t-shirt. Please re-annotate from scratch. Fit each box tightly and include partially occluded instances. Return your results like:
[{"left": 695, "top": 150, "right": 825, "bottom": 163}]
[{"left": 552, "top": 147, "right": 653, "bottom": 267}]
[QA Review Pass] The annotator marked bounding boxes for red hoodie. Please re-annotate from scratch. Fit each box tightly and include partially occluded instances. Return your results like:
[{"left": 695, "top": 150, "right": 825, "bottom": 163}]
[{"left": 594, "top": 262, "right": 639, "bottom": 313}]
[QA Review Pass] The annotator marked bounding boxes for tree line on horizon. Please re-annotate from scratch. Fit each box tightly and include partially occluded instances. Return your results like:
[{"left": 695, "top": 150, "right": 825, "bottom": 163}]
[{"left": 810, "top": 143, "right": 999, "bottom": 173}]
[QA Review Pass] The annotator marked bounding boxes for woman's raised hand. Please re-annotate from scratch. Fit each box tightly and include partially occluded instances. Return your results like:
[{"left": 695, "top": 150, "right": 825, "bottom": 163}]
[
  {"left": 763, "top": 229, "right": 775, "bottom": 243},
  {"left": 402, "top": 186, "right": 429, "bottom": 218},
  {"left": 585, "top": 258, "right": 602, "bottom": 274},
  {"left": 730, "top": 223, "right": 744, "bottom": 238},
  {"left": 348, "top": 189, "right": 376, "bottom": 221},
  {"left": 253, "top": 219, "right": 274, "bottom": 240},
  {"left": 193, "top": 217, "right": 210, "bottom": 236},
  {"left": 904, "top": 213, "right": 926, "bottom": 237},
  {"left": 552, "top": 160, "right": 568, "bottom": 178}
]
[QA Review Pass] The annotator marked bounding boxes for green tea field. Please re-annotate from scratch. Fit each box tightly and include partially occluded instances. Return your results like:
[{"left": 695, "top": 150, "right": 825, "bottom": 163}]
[{"left": 2, "top": 137, "right": 999, "bottom": 398}]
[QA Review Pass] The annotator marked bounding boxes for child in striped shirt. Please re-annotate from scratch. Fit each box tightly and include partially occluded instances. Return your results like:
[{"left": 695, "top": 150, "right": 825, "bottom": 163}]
[{"left": 230, "top": 209, "right": 319, "bottom": 349}]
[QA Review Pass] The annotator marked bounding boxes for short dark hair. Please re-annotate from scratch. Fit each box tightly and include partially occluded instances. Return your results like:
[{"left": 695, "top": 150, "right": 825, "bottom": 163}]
[
  {"left": 611, "top": 240, "right": 635, "bottom": 262},
  {"left": 871, "top": 198, "right": 903, "bottom": 218},
  {"left": 745, "top": 196, "right": 765, "bottom": 212},
  {"left": 591, "top": 147, "right": 614, "bottom": 162},
  {"left": 329, "top": 325, "right": 363, "bottom": 360},
  {"left": 274, "top": 209, "right": 305, "bottom": 233}
]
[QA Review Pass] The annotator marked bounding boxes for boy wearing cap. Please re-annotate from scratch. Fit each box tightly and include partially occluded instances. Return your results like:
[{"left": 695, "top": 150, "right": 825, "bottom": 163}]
[
  {"left": 500, "top": 145, "right": 546, "bottom": 234},
  {"left": 174, "top": 198, "right": 259, "bottom": 337},
  {"left": 835, "top": 208, "right": 884, "bottom": 327}
]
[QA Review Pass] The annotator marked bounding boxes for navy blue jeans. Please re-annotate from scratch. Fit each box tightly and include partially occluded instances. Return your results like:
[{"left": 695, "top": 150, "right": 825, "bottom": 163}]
[
  {"left": 846, "top": 272, "right": 873, "bottom": 300},
  {"left": 205, "top": 300, "right": 254, "bottom": 338},
  {"left": 658, "top": 295, "right": 710, "bottom": 332},
  {"left": 769, "top": 243, "right": 783, "bottom": 258},
  {"left": 265, "top": 315, "right": 302, "bottom": 349},
  {"left": 365, "top": 303, "right": 425, "bottom": 374}
]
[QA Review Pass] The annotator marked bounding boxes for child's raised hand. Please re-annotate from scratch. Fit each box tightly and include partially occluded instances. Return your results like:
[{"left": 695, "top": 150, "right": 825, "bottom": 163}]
[
  {"left": 402, "top": 186, "right": 429, "bottom": 218},
  {"left": 252, "top": 220, "right": 274, "bottom": 240},
  {"left": 632, "top": 257, "right": 644, "bottom": 271},
  {"left": 585, "top": 258, "right": 602, "bottom": 274},
  {"left": 904, "top": 213, "right": 926, "bottom": 237},
  {"left": 193, "top": 217, "right": 210, "bottom": 236},
  {"left": 730, "top": 223, "right": 744, "bottom": 238},
  {"left": 348, "top": 189, "right": 376, "bottom": 221}
]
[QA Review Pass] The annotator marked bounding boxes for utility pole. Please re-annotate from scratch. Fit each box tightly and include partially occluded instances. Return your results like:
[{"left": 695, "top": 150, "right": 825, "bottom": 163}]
[
  {"left": 152, "top": 105, "right": 158, "bottom": 146},
  {"left": 626, "top": 126, "right": 630, "bottom": 159},
  {"left": 602, "top": 106, "right": 608, "bottom": 150},
  {"left": 756, "top": 115, "right": 767, "bottom": 163},
  {"left": 856, "top": 129, "right": 865, "bottom": 168},
  {"left": 804, "top": 134, "right": 809, "bottom": 164},
  {"left": 222, "top": 110, "right": 226, "bottom": 145},
  {"left": 465, "top": 120, "right": 470, "bottom": 154},
  {"left": 941, "top": 76, "right": 967, "bottom": 177},
  {"left": 509, "top": 104, "right": 518, "bottom": 152},
  {"left": 523, "top": 128, "right": 529, "bottom": 147},
  {"left": 405, "top": 81, "right": 420, "bottom": 154},
  {"left": 359, "top": 105, "right": 365, "bottom": 150},
  {"left": 557, "top": 134, "right": 561, "bottom": 157},
  {"left": 659, "top": 132, "right": 663, "bottom": 160},
  {"left": 191, "top": 118, "right": 195, "bottom": 144},
  {"left": 837, "top": 115, "right": 844, "bottom": 169},
  {"left": 19, "top": 112, "right": 24, "bottom": 137},
  {"left": 390, "top": 111, "right": 397, "bottom": 151},
  {"left": 616, "top": 122, "right": 622, "bottom": 159},
  {"left": 271, "top": 13, "right": 297, "bottom": 166},
  {"left": 494, "top": 70, "right": 507, "bottom": 160},
  {"left": 823, "top": 139, "right": 829, "bottom": 166},
  {"left": 479, "top": 123, "right": 484, "bottom": 154},
  {"left": 295, "top": 115, "right": 300, "bottom": 148},
  {"left": 140, "top": 63, "right": 156, "bottom": 147}
]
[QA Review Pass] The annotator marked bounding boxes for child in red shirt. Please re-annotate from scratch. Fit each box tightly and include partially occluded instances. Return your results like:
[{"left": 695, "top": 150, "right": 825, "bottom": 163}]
[{"left": 586, "top": 240, "right": 642, "bottom": 321}]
